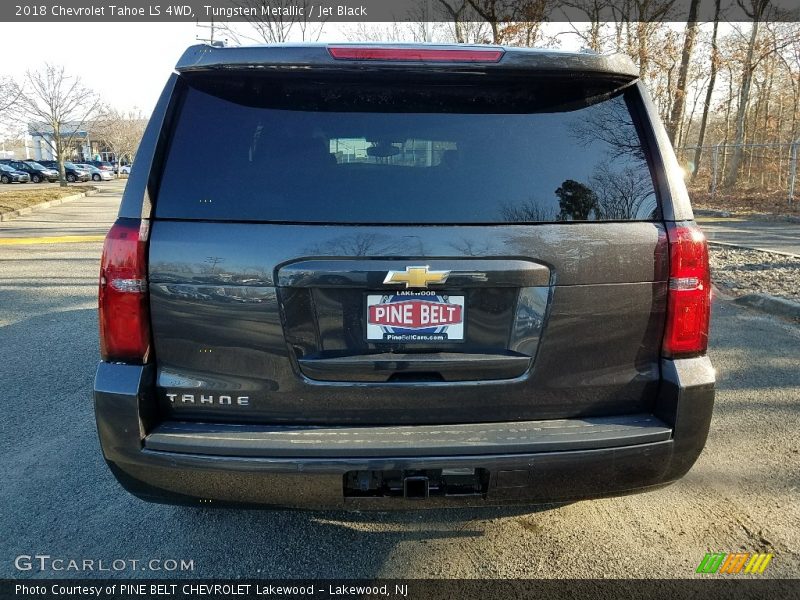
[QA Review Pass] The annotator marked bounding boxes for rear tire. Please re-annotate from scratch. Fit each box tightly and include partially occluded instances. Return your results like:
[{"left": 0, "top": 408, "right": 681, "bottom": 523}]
[
  {"left": 66, "top": 174, "right": 76, "bottom": 183},
  {"left": 32, "top": 175, "right": 42, "bottom": 183},
  {"left": 92, "top": 174, "right": 101, "bottom": 181},
  {"left": 0, "top": 175, "right": 10, "bottom": 184}
]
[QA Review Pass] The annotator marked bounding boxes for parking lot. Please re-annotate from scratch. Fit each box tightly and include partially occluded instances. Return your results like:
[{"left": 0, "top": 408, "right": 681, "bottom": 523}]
[{"left": 0, "top": 184, "right": 798, "bottom": 579}]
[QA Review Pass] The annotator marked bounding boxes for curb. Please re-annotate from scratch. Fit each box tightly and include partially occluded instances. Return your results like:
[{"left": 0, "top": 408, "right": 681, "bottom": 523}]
[
  {"left": 695, "top": 209, "right": 734, "bottom": 218},
  {"left": 707, "top": 240, "right": 800, "bottom": 259},
  {"left": 0, "top": 187, "right": 98, "bottom": 222},
  {"left": 734, "top": 293, "right": 800, "bottom": 320}
]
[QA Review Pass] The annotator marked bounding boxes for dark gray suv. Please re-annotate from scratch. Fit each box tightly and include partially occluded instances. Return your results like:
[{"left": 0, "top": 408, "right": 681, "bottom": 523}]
[{"left": 94, "top": 44, "right": 714, "bottom": 509}]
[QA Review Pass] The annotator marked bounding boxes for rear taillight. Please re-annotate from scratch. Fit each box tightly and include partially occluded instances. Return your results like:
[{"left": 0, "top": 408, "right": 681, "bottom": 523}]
[
  {"left": 98, "top": 218, "right": 151, "bottom": 363},
  {"left": 328, "top": 46, "right": 504, "bottom": 63},
  {"left": 663, "top": 223, "right": 711, "bottom": 357}
]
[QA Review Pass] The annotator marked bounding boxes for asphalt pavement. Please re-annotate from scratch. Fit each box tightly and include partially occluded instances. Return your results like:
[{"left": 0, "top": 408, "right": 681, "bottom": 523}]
[
  {"left": 1, "top": 188, "right": 798, "bottom": 579},
  {"left": 697, "top": 217, "right": 800, "bottom": 256}
]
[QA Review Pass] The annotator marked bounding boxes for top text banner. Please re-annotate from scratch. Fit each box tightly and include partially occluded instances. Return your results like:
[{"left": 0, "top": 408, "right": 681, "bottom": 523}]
[{"left": 3, "top": 1, "right": 800, "bottom": 23}]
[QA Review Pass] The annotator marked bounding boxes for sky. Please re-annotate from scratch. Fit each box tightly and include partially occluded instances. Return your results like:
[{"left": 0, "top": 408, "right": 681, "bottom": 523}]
[
  {"left": 1, "top": 22, "right": 408, "bottom": 117},
  {"left": 0, "top": 21, "right": 588, "bottom": 124},
  {"left": 0, "top": 19, "right": 739, "bottom": 121},
  {"left": 1, "top": 22, "right": 200, "bottom": 115}
]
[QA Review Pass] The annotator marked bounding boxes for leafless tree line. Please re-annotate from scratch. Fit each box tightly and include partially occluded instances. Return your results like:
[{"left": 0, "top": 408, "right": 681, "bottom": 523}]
[
  {"left": 2, "top": 0, "right": 797, "bottom": 194},
  {"left": 214, "top": 0, "right": 799, "bottom": 194},
  {"left": 622, "top": 1, "right": 800, "bottom": 193}
]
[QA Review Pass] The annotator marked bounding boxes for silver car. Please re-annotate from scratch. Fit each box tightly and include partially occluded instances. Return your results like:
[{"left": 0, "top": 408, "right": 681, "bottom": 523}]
[{"left": 76, "top": 163, "right": 114, "bottom": 182}]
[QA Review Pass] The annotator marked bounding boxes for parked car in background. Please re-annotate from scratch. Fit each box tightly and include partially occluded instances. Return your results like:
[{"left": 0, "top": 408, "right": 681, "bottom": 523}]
[
  {"left": 75, "top": 163, "right": 114, "bottom": 182},
  {"left": 0, "top": 159, "right": 59, "bottom": 183},
  {"left": 87, "top": 160, "right": 114, "bottom": 172},
  {"left": 113, "top": 163, "right": 132, "bottom": 175},
  {"left": 39, "top": 160, "right": 91, "bottom": 182},
  {"left": 0, "top": 163, "right": 32, "bottom": 184}
]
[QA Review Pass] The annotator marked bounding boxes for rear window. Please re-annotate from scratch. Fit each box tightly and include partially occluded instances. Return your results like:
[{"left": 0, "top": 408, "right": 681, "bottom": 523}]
[{"left": 156, "top": 76, "right": 658, "bottom": 223}]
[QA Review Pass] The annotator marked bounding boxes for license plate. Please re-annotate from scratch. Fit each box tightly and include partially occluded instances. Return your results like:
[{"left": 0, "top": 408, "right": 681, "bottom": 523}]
[{"left": 366, "top": 292, "right": 465, "bottom": 343}]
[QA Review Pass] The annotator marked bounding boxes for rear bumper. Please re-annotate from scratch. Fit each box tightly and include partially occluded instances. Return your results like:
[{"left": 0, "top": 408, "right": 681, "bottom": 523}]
[{"left": 93, "top": 357, "right": 714, "bottom": 509}]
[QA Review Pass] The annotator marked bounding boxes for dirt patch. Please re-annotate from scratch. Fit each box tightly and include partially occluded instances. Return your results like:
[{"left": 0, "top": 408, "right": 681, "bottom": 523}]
[
  {"left": 691, "top": 189, "right": 799, "bottom": 220},
  {"left": 0, "top": 185, "right": 96, "bottom": 214}
]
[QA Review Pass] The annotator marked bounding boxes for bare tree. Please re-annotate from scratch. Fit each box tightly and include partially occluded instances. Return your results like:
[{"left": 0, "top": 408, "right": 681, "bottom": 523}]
[
  {"left": 666, "top": 0, "right": 700, "bottom": 143},
  {"left": 464, "top": 0, "right": 559, "bottom": 45},
  {"left": 0, "top": 74, "right": 22, "bottom": 114},
  {"left": 559, "top": 1, "right": 677, "bottom": 86},
  {"left": 12, "top": 64, "right": 101, "bottom": 186},
  {"left": 437, "top": 0, "right": 484, "bottom": 43},
  {"left": 497, "top": 0, "right": 550, "bottom": 46},
  {"left": 501, "top": 197, "right": 557, "bottom": 222},
  {"left": 465, "top": 0, "right": 517, "bottom": 43},
  {"left": 692, "top": 0, "right": 722, "bottom": 180},
  {"left": 784, "top": 22, "right": 800, "bottom": 142},
  {"left": 722, "top": 0, "right": 772, "bottom": 189},
  {"left": 91, "top": 108, "right": 148, "bottom": 176},
  {"left": 455, "top": 20, "right": 492, "bottom": 44},
  {"left": 217, "top": 0, "right": 327, "bottom": 44},
  {"left": 0, "top": 74, "right": 24, "bottom": 143},
  {"left": 626, "top": 1, "right": 677, "bottom": 79},
  {"left": 346, "top": 21, "right": 431, "bottom": 43},
  {"left": 345, "top": 0, "right": 435, "bottom": 43},
  {"left": 558, "top": 0, "right": 614, "bottom": 52},
  {"left": 570, "top": 98, "right": 647, "bottom": 162},
  {"left": 712, "top": 13, "right": 799, "bottom": 190},
  {"left": 591, "top": 162, "right": 656, "bottom": 219}
]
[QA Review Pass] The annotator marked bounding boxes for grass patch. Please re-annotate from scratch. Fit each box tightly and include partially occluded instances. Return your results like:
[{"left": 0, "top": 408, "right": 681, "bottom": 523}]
[{"left": 0, "top": 185, "right": 96, "bottom": 214}]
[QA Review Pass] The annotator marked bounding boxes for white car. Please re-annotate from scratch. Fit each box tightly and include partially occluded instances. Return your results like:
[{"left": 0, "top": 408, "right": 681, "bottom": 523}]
[
  {"left": 76, "top": 164, "right": 114, "bottom": 182},
  {"left": 118, "top": 164, "right": 132, "bottom": 175}
]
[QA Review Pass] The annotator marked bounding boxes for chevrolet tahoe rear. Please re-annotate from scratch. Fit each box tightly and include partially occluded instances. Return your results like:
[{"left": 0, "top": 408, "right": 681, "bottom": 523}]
[{"left": 93, "top": 44, "right": 714, "bottom": 508}]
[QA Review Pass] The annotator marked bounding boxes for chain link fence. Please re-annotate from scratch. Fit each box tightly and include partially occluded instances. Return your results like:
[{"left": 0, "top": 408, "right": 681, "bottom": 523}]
[{"left": 675, "top": 141, "right": 799, "bottom": 206}]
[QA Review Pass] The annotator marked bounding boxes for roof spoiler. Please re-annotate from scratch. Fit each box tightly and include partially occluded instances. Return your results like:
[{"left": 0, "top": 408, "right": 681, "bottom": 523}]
[{"left": 175, "top": 43, "right": 639, "bottom": 81}]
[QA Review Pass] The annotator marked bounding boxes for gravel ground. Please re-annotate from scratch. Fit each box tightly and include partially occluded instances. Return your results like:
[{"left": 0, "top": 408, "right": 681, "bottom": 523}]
[{"left": 710, "top": 246, "right": 800, "bottom": 303}]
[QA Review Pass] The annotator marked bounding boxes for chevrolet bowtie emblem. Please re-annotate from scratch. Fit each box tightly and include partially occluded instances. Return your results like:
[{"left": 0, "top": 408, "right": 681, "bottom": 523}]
[{"left": 383, "top": 266, "right": 451, "bottom": 289}]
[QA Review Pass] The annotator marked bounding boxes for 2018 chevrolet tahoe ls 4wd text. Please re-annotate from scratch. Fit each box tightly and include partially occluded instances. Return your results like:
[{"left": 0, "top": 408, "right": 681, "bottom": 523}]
[{"left": 93, "top": 44, "right": 714, "bottom": 509}]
